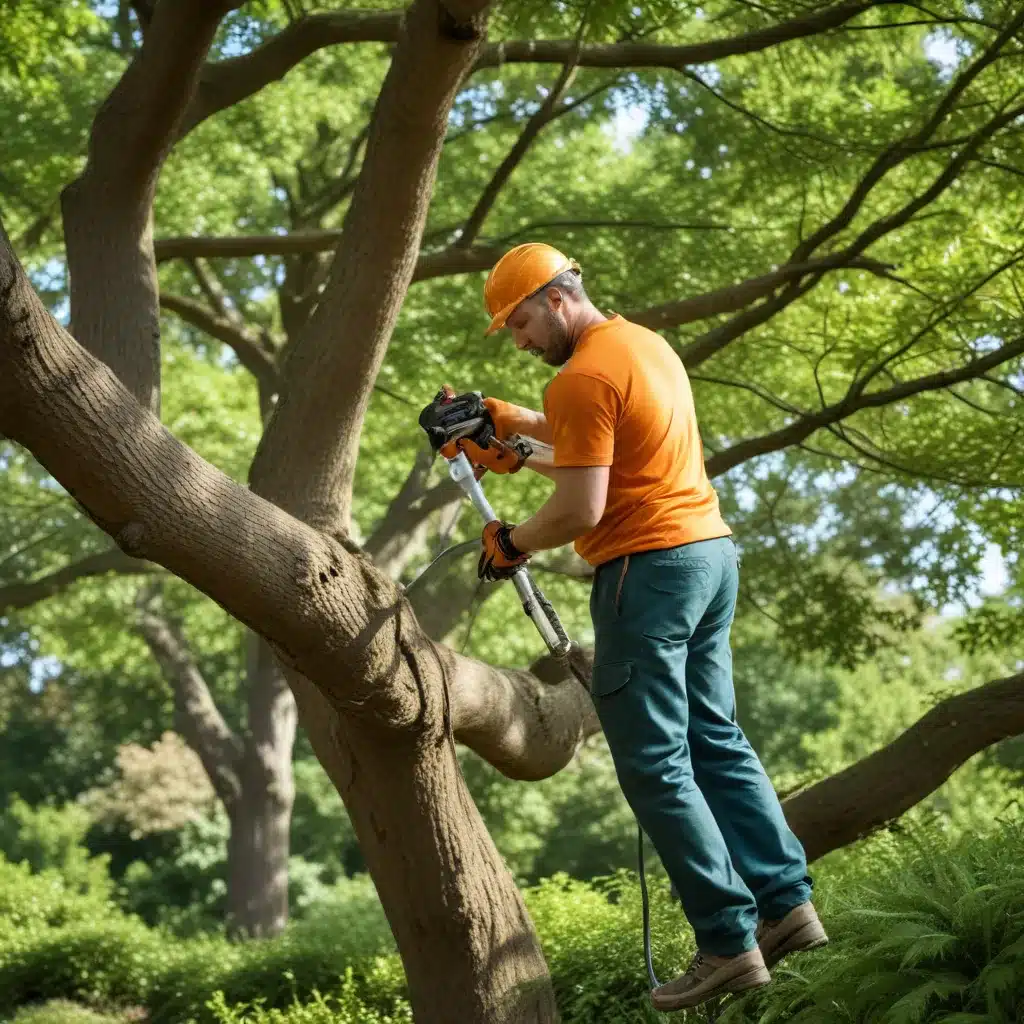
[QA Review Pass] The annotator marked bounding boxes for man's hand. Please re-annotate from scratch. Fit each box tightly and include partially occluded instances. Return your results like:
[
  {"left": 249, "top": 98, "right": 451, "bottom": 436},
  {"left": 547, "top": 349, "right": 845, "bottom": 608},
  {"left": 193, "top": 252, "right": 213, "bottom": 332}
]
[
  {"left": 478, "top": 520, "right": 530, "bottom": 580},
  {"left": 458, "top": 437, "right": 527, "bottom": 475},
  {"left": 483, "top": 397, "right": 523, "bottom": 440},
  {"left": 484, "top": 397, "right": 552, "bottom": 445}
]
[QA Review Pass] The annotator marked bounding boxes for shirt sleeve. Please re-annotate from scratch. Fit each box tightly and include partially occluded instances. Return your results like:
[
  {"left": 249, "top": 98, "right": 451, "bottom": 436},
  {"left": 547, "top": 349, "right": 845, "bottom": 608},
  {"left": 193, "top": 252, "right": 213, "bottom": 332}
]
[{"left": 543, "top": 372, "right": 621, "bottom": 468}]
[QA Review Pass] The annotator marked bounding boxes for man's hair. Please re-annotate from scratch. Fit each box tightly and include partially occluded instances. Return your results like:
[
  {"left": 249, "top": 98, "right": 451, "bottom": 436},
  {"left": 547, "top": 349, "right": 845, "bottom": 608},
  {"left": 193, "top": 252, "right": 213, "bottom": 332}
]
[{"left": 545, "top": 267, "right": 588, "bottom": 302}]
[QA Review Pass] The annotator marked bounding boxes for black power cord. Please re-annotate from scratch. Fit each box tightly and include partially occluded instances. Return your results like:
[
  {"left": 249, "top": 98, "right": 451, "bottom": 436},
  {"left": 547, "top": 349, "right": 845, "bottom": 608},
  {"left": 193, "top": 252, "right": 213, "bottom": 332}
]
[{"left": 638, "top": 825, "right": 664, "bottom": 991}]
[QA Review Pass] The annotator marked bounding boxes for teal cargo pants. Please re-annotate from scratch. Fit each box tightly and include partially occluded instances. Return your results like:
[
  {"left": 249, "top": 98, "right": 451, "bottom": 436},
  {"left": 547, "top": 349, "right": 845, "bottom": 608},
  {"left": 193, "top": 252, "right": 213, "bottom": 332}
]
[{"left": 589, "top": 536, "right": 812, "bottom": 956}]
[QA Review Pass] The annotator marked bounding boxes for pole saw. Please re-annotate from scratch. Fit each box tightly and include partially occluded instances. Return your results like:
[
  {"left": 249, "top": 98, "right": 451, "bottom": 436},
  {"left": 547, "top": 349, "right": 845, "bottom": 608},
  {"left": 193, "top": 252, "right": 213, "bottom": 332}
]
[{"left": 416, "top": 385, "right": 668, "bottom": 997}]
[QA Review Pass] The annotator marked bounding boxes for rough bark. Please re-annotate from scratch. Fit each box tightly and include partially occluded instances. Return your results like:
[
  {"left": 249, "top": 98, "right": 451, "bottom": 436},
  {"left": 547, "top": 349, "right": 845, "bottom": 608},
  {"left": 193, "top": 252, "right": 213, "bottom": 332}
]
[
  {"left": 61, "top": 0, "right": 236, "bottom": 409},
  {"left": 0, "top": 272, "right": 418, "bottom": 725},
  {"left": 290, "top": 666, "right": 557, "bottom": 1024}
]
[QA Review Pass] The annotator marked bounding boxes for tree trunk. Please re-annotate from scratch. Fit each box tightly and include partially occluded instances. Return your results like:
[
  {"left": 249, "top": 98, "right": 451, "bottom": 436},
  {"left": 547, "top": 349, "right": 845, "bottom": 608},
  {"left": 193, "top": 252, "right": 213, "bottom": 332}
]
[
  {"left": 226, "top": 765, "right": 293, "bottom": 938},
  {"left": 60, "top": 0, "right": 236, "bottom": 411},
  {"left": 290, "top": 658, "right": 558, "bottom": 1024},
  {"left": 227, "top": 632, "right": 297, "bottom": 937}
]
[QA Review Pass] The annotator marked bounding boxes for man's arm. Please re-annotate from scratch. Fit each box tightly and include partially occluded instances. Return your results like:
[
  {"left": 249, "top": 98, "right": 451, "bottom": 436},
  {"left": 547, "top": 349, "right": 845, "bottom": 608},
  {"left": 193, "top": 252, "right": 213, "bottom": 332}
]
[
  {"left": 510, "top": 465, "right": 609, "bottom": 553},
  {"left": 513, "top": 408, "right": 552, "bottom": 445}
]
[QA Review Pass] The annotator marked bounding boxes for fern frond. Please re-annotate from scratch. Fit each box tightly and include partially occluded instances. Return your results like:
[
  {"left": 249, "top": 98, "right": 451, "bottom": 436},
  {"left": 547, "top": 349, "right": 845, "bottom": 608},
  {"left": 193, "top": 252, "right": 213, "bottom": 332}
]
[{"left": 880, "top": 972, "right": 970, "bottom": 1023}]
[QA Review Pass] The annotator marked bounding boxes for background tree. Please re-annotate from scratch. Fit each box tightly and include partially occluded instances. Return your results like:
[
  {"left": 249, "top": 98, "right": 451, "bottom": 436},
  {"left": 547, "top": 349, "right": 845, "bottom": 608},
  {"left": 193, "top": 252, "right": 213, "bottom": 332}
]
[{"left": 2, "top": 0, "right": 1024, "bottom": 1020}]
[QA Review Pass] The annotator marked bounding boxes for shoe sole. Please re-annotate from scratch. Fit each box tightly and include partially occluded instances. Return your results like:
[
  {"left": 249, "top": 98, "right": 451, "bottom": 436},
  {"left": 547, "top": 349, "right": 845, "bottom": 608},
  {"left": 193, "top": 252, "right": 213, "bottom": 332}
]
[
  {"left": 651, "top": 965, "right": 772, "bottom": 1011},
  {"left": 762, "top": 920, "right": 830, "bottom": 970}
]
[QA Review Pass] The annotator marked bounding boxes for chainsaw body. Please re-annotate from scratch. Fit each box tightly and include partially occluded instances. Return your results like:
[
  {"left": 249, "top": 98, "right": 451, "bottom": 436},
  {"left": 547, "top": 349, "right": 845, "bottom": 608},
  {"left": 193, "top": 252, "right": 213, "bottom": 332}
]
[{"left": 418, "top": 386, "right": 533, "bottom": 472}]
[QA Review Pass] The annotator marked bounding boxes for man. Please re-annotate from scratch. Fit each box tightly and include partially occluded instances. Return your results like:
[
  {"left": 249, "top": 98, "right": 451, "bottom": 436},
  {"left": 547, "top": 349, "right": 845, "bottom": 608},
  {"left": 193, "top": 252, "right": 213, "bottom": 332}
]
[{"left": 472, "top": 242, "right": 828, "bottom": 1012}]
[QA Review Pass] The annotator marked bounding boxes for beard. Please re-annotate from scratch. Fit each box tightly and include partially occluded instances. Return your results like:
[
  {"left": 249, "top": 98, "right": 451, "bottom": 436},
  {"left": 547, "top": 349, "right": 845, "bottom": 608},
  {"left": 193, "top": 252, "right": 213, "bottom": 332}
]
[{"left": 542, "top": 308, "right": 573, "bottom": 366}]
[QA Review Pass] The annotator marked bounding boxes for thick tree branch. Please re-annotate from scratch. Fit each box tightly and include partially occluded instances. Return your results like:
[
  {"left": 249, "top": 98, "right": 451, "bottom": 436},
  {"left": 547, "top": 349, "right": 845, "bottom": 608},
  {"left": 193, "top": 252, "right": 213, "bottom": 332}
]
[
  {"left": 61, "top": 0, "right": 239, "bottom": 409},
  {"left": 184, "top": 11, "right": 405, "bottom": 134},
  {"left": 136, "top": 597, "right": 245, "bottom": 808},
  {"left": 181, "top": 1, "right": 888, "bottom": 132},
  {"left": 0, "top": 549, "right": 153, "bottom": 614},
  {"left": 706, "top": 334, "right": 1024, "bottom": 477},
  {"left": 157, "top": 219, "right": 728, "bottom": 265},
  {"left": 783, "top": 670, "right": 1024, "bottom": 861},
  {"left": 478, "top": 1, "right": 891, "bottom": 70},
  {"left": 159, "top": 291, "right": 280, "bottom": 390},
  {"left": 447, "top": 646, "right": 599, "bottom": 781},
  {"left": 249, "top": 0, "right": 491, "bottom": 532}
]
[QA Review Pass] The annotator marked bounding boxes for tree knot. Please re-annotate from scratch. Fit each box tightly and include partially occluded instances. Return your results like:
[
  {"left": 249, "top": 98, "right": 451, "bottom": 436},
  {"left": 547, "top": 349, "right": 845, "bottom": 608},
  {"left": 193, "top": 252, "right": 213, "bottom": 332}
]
[
  {"left": 438, "top": 4, "right": 483, "bottom": 42},
  {"left": 116, "top": 521, "right": 146, "bottom": 556}
]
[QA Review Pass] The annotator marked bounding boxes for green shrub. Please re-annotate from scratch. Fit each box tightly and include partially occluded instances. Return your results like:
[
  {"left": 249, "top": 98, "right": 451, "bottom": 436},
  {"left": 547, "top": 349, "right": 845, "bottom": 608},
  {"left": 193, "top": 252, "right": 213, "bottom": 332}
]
[
  {"left": 721, "top": 820, "right": 1024, "bottom": 1024},
  {"left": 3, "top": 820, "right": 1023, "bottom": 1024},
  {"left": 523, "top": 870, "right": 690, "bottom": 1024},
  {"left": 0, "top": 799, "right": 112, "bottom": 899},
  {"left": 0, "top": 858, "right": 115, "bottom": 931},
  {"left": 6, "top": 999, "right": 133, "bottom": 1024},
  {"left": 0, "top": 916, "right": 165, "bottom": 1015},
  {"left": 144, "top": 876, "right": 398, "bottom": 1024},
  {"left": 205, "top": 968, "right": 412, "bottom": 1024}
]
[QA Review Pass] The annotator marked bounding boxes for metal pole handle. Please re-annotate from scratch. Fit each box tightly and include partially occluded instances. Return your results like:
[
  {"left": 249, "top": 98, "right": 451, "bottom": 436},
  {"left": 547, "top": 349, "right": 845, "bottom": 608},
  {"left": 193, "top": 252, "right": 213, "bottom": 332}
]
[{"left": 446, "top": 453, "right": 572, "bottom": 657}]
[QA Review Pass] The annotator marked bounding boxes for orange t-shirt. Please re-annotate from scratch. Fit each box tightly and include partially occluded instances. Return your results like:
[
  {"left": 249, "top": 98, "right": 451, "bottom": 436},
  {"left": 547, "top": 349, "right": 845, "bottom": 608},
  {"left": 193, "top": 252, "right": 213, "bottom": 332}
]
[{"left": 543, "top": 314, "right": 730, "bottom": 566}]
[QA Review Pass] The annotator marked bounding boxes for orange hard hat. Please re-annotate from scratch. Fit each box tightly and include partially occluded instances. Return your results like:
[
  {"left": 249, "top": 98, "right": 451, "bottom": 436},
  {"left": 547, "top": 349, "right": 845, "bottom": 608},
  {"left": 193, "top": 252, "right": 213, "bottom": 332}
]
[{"left": 483, "top": 242, "right": 581, "bottom": 336}]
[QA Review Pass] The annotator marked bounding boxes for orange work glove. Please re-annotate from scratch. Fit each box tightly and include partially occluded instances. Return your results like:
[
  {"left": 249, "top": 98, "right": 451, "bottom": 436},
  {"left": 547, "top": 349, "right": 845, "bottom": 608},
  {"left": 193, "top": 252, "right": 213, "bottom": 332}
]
[
  {"left": 458, "top": 437, "right": 527, "bottom": 475},
  {"left": 478, "top": 521, "right": 529, "bottom": 580},
  {"left": 483, "top": 397, "right": 527, "bottom": 441}
]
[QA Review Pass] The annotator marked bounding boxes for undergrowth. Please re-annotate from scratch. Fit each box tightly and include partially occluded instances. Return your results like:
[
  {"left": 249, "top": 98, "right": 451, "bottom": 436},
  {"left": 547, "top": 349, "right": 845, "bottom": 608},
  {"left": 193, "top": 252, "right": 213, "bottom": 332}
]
[{"left": 2, "top": 819, "right": 1022, "bottom": 1023}]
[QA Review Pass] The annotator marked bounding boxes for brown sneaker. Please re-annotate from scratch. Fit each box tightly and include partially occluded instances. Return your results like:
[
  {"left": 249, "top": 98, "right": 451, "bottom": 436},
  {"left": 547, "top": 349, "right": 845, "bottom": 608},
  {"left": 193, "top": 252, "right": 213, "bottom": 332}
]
[
  {"left": 650, "top": 948, "right": 771, "bottom": 1011},
  {"left": 756, "top": 902, "right": 829, "bottom": 969}
]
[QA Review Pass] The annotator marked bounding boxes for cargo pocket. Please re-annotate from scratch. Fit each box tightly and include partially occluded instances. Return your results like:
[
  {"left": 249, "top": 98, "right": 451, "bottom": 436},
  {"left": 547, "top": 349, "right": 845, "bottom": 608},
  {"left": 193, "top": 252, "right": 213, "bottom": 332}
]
[
  {"left": 589, "top": 660, "right": 632, "bottom": 698},
  {"left": 646, "top": 557, "right": 712, "bottom": 597}
]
